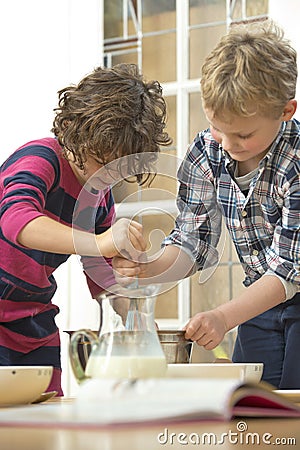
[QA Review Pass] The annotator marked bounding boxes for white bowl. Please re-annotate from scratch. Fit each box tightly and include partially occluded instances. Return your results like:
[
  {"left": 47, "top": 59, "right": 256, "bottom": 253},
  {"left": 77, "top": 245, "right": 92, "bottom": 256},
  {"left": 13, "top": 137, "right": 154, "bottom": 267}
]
[
  {"left": 167, "top": 363, "right": 263, "bottom": 383},
  {"left": 0, "top": 366, "right": 53, "bottom": 406}
]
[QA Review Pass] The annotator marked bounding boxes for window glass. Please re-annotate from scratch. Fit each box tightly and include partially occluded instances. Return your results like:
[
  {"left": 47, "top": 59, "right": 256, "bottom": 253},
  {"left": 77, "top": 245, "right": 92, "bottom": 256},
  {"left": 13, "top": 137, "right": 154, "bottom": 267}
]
[
  {"left": 155, "top": 285, "right": 178, "bottom": 319},
  {"left": 246, "top": 0, "right": 268, "bottom": 16},
  {"left": 142, "top": 33, "right": 176, "bottom": 82},
  {"left": 108, "top": 52, "right": 138, "bottom": 67},
  {"left": 142, "top": 0, "right": 176, "bottom": 33},
  {"left": 190, "top": 266, "right": 236, "bottom": 360},
  {"left": 142, "top": 214, "right": 178, "bottom": 319},
  {"left": 230, "top": 0, "right": 242, "bottom": 20},
  {"left": 141, "top": 151, "right": 179, "bottom": 200},
  {"left": 189, "top": 0, "right": 226, "bottom": 26},
  {"left": 189, "top": 92, "right": 208, "bottom": 142},
  {"left": 112, "top": 179, "right": 138, "bottom": 205},
  {"left": 165, "top": 95, "right": 176, "bottom": 147},
  {"left": 104, "top": 0, "right": 123, "bottom": 39},
  {"left": 189, "top": 24, "right": 226, "bottom": 79},
  {"left": 231, "top": 0, "right": 269, "bottom": 20}
]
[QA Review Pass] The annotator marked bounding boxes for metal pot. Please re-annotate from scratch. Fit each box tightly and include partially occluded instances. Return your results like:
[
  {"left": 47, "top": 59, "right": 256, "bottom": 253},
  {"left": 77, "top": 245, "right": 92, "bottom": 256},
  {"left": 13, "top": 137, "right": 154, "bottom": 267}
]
[
  {"left": 65, "top": 329, "right": 193, "bottom": 369},
  {"left": 157, "top": 330, "right": 193, "bottom": 364}
]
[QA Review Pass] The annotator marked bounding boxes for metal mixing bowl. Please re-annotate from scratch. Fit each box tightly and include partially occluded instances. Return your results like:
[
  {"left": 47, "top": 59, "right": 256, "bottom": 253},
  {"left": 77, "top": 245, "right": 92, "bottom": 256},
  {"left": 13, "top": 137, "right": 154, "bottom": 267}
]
[
  {"left": 157, "top": 330, "right": 193, "bottom": 364},
  {"left": 65, "top": 329, "right": 193, "bottom": 368}
]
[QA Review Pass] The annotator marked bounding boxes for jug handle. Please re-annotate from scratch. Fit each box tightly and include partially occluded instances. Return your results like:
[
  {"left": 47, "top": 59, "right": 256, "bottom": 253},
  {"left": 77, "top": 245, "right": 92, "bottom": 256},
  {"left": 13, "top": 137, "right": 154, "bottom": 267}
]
[{"left": 69, "top": 329, "right": 98, "bottom": 383}]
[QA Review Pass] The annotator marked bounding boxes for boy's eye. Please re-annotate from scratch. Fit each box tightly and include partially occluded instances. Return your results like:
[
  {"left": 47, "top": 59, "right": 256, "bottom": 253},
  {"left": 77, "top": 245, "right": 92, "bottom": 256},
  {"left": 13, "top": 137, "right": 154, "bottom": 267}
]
[{"left": 238, "top": 134, "right": 252, "bottom": 140}]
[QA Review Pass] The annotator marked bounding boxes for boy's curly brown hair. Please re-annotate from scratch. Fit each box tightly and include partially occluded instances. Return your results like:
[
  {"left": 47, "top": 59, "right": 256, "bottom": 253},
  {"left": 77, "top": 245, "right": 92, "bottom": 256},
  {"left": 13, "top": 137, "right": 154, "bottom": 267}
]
[{"left": 52, "top": 64, "right": 172, "bottom": 184}]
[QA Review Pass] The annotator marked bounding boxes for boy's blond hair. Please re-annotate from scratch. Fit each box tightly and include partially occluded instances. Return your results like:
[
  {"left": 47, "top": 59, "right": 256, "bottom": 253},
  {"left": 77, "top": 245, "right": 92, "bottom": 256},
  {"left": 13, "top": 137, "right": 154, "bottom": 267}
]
[{"left": 201, "top": 20, "right": 297, "bottom": 120}]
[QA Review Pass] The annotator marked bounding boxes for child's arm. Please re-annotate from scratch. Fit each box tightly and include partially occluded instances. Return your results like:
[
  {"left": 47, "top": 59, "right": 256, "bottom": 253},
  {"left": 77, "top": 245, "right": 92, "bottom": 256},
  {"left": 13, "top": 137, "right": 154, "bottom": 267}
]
[
  {"left": 17, "top": 215, "right": 146, "bottom": 260},
  {"left": 114, "top": 247, "right": 287, "bottom": 350},
  {"left": 184, "top": 275, "right": 286, "bottom": 350},
  {"left": 112, "top": 244, "right": 196, "bottom": 285}
]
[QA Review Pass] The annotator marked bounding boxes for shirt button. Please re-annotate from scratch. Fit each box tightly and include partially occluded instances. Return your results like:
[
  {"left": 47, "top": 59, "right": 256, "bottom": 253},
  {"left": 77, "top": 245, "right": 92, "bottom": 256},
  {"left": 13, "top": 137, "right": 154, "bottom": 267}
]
[
  {"left": 252, "top": 249, "right": 259, "bottom": 256},
  {"left": 241, "top": 210, "right": 247, "bottom": 217}
]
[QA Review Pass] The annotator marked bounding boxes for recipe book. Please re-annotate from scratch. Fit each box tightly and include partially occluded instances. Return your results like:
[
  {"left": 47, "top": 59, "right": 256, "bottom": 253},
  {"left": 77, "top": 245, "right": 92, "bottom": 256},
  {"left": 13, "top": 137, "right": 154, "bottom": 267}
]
[{"left": 0, "top": 378, "right": 300, "bottom": 428}]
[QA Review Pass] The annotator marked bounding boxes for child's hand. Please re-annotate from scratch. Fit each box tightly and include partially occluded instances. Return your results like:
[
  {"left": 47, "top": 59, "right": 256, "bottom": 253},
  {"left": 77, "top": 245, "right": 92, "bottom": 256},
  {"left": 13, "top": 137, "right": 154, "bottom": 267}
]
[
  {"left": 97, "top": 218, "right": 146, "bottom": 260},
  {"left": 183, "top": 309, "right": 227, "bottom": 350},
  {"left": 112, "top": 255, "right": 147, "bottom": 286}
]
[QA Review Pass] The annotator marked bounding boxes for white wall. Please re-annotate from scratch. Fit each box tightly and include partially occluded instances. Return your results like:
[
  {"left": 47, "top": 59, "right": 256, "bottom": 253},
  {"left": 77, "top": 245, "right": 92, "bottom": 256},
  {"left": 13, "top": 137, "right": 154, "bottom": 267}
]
[
  {"left": 0, "top": 0, "right": 103, "bottom": 396},
  {"left": 0, "top": 0, "right": 103, "bottom": 157},
  {"left": 269, "top": 0, "right": 300, "bottom": 107}
]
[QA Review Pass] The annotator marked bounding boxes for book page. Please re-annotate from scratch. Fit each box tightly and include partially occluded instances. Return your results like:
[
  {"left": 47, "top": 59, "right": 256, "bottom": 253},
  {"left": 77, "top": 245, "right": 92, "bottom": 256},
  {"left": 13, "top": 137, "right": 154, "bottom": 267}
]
[
  {"left": 0, "top": 378, "right": 300, "bottom": 427},
  {"left": 0, "top": 378, "right": 241, "bottom": 426}
]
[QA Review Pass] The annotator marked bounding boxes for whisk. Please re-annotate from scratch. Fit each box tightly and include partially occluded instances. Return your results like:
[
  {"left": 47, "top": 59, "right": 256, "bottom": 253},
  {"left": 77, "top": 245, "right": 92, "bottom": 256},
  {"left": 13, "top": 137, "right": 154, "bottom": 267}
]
[{"left": 125, "top": 278, "right": 143, "bottom": 330}]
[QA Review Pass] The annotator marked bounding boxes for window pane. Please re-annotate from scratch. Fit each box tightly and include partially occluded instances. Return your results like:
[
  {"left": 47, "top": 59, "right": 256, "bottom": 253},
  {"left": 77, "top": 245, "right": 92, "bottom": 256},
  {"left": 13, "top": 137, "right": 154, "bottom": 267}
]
[
  {"left": 104, "top": 0, "right": 123, "bottom": 39},
  {"left": 189, "top": 92, "right": 208, "bottom": 142},
  {"left": 232, "top": 265, "right": 247, "bottom": 297},
  {"left": 189, "top": 24, "right": 226, "bottom": 79},
  {"left": 141, "top": 214, "right": 178, "bottom": 319},
  {"left": 155, "top": 285, "right": 178, "bottom": 319},
  {"left": 231, "top": 0, "right": 243, "bottom": 20},
  {"left": 142, "top": 33, "right": 176, "bottom": 82},
  {"left": 142, "top": 0, "right": 176, "bottom": 33},
  {"left": 112, "top": 179, "right": 138, "bottom": 204},
  {"left": 231, "top": 0, "right": 269, "bottom": 20},
  {"left": 141, "top": 150, "right": 179, "bottom": 200},
  {"left": 191, "top": 266, "right": 229, "bottom": 314},
  {"left": 109, "top": 51, "right": 138, "bottom": 67},
  {"left": 246, "top": 0, "right": 268, "bottom": 16},
  {"left": 165, "top": 95, "right": 176, "bottom": 147},
  {"left": 189, "top": 0, "right": 226, "bottom": 26},
  {"left": 190, "top": 267, "right": 234, "bottom": 359},
  {"left": 112, "top": 152, "right": 178, "bottom": 205}
]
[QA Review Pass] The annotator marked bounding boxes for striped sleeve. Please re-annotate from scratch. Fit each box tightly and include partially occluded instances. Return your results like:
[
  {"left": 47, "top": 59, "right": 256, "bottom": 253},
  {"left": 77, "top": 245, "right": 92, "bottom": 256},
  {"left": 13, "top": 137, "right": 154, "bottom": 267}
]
[
  {"left": 0, "top": 145, "right": 59, "bottom": 245},
  {"left": 81, "top": 188, "right": 117, "bottom": 297}
]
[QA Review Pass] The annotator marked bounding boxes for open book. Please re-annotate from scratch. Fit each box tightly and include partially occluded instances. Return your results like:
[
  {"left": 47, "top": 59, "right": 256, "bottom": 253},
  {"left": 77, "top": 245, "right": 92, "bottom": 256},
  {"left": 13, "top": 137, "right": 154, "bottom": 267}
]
[{"left": 0, "top": 378, "right": 300, "bottom": 428}]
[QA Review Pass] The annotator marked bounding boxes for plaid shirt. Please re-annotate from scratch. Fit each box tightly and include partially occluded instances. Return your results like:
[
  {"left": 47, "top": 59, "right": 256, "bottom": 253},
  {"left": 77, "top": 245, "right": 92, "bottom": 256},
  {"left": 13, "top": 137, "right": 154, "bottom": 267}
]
[{"left": 164, "top": 119, "right": 300, "bottom": 288}]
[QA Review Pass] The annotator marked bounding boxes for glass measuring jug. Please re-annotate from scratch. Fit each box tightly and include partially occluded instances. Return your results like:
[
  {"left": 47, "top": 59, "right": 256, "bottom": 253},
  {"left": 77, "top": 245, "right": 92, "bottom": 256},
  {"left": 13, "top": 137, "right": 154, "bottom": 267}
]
[{"left": 69, "top": 285, "right": 167, "bottom": 382}]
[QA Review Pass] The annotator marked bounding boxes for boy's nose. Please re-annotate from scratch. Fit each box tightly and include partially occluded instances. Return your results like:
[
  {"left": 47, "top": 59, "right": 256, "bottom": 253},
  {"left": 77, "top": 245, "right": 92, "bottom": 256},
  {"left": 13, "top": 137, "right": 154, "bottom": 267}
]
[{"left": 221, "top": 135, "right": 237, "bottom": 152}]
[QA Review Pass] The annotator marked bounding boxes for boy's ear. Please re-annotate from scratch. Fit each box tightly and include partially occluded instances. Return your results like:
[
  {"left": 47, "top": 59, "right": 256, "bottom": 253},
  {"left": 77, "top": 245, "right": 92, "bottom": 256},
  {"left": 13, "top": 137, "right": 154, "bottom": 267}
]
[{"left": 281, "top": 99, "right": 297, "bottom": 121}]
